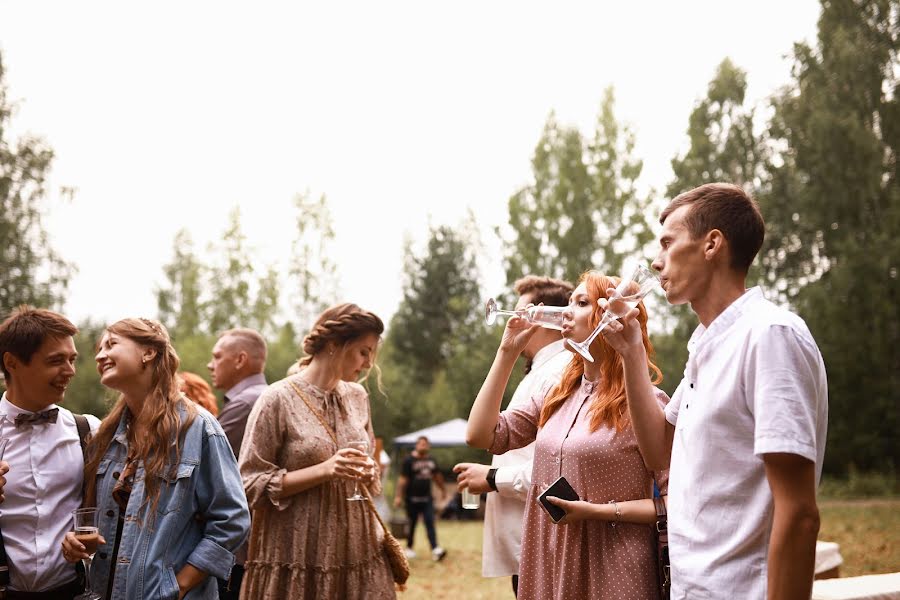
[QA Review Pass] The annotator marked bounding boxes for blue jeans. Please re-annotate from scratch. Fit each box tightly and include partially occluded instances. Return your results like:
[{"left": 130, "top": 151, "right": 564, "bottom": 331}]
[{"left": 405, "top": 500, "right": 437, "bottom": 549}]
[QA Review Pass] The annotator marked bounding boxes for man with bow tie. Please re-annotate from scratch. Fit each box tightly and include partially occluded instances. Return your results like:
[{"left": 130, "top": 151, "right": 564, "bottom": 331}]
[{"left": 0, "top": 306, "right": 100, "bottom": 599}]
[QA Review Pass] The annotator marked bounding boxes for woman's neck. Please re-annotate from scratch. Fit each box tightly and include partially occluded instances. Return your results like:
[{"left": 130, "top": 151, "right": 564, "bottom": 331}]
[
  {"left": 582, "top": 359, "right": 602, "bottom": 382},
  {"left": 300, "top": 356, "right": 339, "bottom": 391}
]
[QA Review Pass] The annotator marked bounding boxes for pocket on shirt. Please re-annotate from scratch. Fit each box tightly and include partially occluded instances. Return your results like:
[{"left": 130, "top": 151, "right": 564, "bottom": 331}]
[
  {"left": 161, "top": 565, "right": 180, "bottom": 599},
  {"left": 155, "top": 462, "right": 196, "bottom": 515}
]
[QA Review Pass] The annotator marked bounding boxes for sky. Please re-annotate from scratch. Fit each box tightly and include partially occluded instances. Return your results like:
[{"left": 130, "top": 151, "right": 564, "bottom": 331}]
[{"left": 0, "top": 1, "right": 821, "bottom": 328}]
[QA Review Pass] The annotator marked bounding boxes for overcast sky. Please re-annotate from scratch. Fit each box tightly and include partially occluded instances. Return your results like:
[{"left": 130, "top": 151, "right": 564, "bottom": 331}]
[{"left": 0, "top": 1, "right": 820, "bottom": 327}]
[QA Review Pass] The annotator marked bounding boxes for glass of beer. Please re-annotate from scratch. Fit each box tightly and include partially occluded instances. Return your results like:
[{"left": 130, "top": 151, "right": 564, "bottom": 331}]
[{"left": 72, "top": 508, "right": 102, "bottom": 600}]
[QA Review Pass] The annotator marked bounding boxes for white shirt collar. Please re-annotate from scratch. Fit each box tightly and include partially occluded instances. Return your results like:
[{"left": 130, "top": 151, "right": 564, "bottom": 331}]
[
  {"left": 0, "top": 392, "right": 59, "bottom": 423},
  {"left": 531, "top": 339, "right": 568, "bottom": 372}
]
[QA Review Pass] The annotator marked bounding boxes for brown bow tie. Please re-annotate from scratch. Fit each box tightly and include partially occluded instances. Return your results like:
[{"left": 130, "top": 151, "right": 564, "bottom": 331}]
[{"left": 14, "top": 408, "right": 59, "bottom": 427}]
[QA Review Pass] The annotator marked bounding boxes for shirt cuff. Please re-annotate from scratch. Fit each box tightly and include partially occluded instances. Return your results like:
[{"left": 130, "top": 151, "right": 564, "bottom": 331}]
[
  {"left": 494, "top": 464, "right": 530, "bottom": 500},
  {"left": 186, "top": 537, "right": 236, "bottom": 580}
]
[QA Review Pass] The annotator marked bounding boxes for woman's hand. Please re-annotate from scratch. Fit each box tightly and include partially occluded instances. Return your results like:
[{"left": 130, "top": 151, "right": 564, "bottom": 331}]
[
  {"left": 322, "top": 448, "right": 371, "bottom": 482},
  {"left": 498, "top": 312, "right": 540, "bottom": 355},
  {"left": 545, "top": 497, "right": 598, "bottom": 524},
  {"left": 61, "top": 530, "right": 107, "bottom": 563}
]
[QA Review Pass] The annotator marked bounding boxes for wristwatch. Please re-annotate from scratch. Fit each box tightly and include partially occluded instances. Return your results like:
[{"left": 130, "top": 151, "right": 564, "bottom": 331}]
[{"left": 486, "top": 468, "right": 498, "bottom": 492}]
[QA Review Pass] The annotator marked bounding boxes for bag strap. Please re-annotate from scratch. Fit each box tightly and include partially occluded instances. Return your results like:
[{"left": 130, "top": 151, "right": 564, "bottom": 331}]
[
  {"left": 288, "top": 380, "right": 340, "bottom": 447},
  {"left": 287, "top": 381, "right": 387, "bottom": 539},
  {"left": 653, "top": 496, "right": 667, "bottom": 536}
]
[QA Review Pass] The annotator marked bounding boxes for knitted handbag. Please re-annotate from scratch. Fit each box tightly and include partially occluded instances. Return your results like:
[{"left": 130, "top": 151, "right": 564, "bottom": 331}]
[{"left": 362, "top": 487, "right": 410, "bottom": 588}]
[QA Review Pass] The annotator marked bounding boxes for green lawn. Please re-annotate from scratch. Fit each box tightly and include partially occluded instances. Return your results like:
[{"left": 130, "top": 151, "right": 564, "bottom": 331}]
[{"left": 399, "top": 499, "right": 900, "bottom": 599}]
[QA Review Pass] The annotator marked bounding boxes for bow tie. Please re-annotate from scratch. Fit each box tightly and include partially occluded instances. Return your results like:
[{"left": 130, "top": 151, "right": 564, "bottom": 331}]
[{"left": 14, "top": 408, "right": 59, "bottom": 428}]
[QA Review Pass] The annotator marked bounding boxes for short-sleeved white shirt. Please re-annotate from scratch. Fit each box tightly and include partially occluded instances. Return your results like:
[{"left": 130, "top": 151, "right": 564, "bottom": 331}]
[{"left": 664, "top": 287, "right": 828, "bottom": 599}]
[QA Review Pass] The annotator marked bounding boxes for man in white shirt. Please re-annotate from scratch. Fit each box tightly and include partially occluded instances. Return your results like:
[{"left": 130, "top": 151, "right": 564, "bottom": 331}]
[
  {"left": 453, "top": 275, "right": 573, "bottom": 597},
  {"left": 0, "top": 306, "right": 101, "bottom": 599},
  {"left": 604, "top": 183, "right": 828, "bottom": 600}
]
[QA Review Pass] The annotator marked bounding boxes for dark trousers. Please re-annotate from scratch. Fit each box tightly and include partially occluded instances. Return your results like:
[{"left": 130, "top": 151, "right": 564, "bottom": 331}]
[
  {"left": 405, "top": 500, "right": 437, "bottom": 549},
  {"left": 6, "top": 578, "right": 84, "bottom": 600},
  {"left": 217, "top": 564, "right": 245, "bottom": 600},
  {"left": 512, "top": 574, "right": 519, "bottom": 597}
]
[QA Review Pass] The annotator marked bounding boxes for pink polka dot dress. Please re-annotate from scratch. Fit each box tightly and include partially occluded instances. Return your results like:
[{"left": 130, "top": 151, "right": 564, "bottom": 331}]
[{"left": 490, "top": 376, "right": 669, "bottom": 600}]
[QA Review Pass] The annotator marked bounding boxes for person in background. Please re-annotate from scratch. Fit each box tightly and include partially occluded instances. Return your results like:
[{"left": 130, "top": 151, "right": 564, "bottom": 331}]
[
  {"left": 178, "top": 371, "right": 218, "bottom": 416},
  {"left": 0, "top": 306, "right": 101, "bottom": 599},
  {"left": 453, "top": 275, "right": 573, "bottom": 597},
  {"left": 606, "top": 183, "right": 828, "bottom": 599},
  {"left": 466, "top": 271, "right": 670, "bottom": 600},
  {"left": 394, "top": 436, "right": 448, "bottom": 561},
  {"left": 239, "top": 303, "right": 395, "bottom": 599},
  {"left": 207, "top": 328, "right": 268, "bottom": 599},
  {"left": 62, "top": 317, "right": 249, "bottom": 599}
]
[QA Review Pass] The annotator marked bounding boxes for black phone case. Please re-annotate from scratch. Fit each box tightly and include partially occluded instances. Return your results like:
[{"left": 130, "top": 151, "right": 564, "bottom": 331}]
[{"left": 538, "top": 475, "right": 579, "bottom": 523}]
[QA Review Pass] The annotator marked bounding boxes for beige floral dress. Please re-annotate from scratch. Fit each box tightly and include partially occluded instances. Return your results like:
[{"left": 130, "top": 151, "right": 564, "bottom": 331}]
[{"left": 238, "top": 375, "right": 396, "bottom": 600}]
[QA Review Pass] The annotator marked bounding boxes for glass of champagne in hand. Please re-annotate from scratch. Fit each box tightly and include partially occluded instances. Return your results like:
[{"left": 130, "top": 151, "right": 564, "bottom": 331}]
[
  {"left": 346, "top": 439, "right": 369, "bottom": 501},
  {"left": 72, "top": 507, "right": 102, "bottom": 600},
  {"left": 566, "top": 263, "right": 659, "bottom": 362},
  {"left": 484, "top": 298, "right": 568, "bottom": 330}
]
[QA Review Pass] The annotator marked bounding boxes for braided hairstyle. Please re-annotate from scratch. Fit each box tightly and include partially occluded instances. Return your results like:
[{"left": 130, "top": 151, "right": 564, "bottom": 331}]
[{"left": 299, "top": 303, "right": 385, "bottom": 388}]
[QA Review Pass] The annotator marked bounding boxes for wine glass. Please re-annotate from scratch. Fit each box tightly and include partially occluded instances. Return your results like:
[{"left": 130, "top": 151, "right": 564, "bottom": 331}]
[
  {"left": 566, "top": 263, "right": 659, "bottom": 362},
  {"left": 72, "top": 507, "right": 102, "bottom": 600},
  {"left": 484, "top": 298, "right": 568, "bottom": 331},
  {"left": 346, "top": 439, "right": 369, "bottom": 501}
]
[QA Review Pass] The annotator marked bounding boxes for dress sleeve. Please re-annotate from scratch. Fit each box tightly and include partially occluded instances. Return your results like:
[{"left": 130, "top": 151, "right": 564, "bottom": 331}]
[
  {"left": 238, "top": 387, "right": 291, "bottom": 511},
  {"left": 489, "top": 379, "right": 553, "bottom": 455}
]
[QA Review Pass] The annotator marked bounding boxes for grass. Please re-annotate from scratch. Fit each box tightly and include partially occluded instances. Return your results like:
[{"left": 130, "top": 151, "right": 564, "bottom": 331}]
[{"left": 399, "top": 499, "right": 900, "bottom": 598}]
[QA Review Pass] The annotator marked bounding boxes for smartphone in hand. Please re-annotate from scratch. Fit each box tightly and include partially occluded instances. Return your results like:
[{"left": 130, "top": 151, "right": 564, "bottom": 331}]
[{"left": 537, "top": 476, "right": 579, "bottom": 523}]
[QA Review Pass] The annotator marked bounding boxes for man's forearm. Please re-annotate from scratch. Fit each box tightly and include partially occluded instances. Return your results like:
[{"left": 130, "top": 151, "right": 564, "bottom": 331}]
[
  {"left": 621, "top": 347, "right": 672, "bottom": 470},
  {"left": 767, "top": 503, "right": 819, "bottom": 599}
]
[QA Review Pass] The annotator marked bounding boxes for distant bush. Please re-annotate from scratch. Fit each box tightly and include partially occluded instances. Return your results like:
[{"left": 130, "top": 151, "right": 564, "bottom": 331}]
[{"left": 819, "top": 468, "right": 899, "bottom": 499}]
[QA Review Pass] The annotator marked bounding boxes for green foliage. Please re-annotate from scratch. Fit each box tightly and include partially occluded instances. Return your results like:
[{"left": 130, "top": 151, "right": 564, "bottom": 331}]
[
  {"left": 63, "top": 320, "right": 114, "bottom": 418},
  {"left": 0, "top": 51, "right": 73, "bottom": 316},
  {"left": 389, "top": 217, "right": 483, "bottom": 387},
  {"left": 288, "top": 192, "right": 340, "bottom": 335},
  {"left": 502, "top": 88, "right": 654, "bottom": 286},
  {"left": 819, "top": 468, "right": 899, "bottom": 500},
  {"left": 156, "top": 229, "right": 204, "bottom": 341},
  {"left": 759, "top": 0, "right": 899, "bottom": 474}
]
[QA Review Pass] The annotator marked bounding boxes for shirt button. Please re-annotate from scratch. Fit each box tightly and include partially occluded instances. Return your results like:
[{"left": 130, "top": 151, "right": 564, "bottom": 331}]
[
  {"left": 555, "top": 457, "right": 560, "bottom": 464},
  {"left": 689, "top": 383, "right": 694, "bottom": 389},
  {"left": 99, "top": 552, "right": 108, "bottom": 559},
  {"left": 113, "top": 472, "right": 120, "bottom": 479},
  {"left": 106, "top": 510, "right": 115, "bottom": 517}
]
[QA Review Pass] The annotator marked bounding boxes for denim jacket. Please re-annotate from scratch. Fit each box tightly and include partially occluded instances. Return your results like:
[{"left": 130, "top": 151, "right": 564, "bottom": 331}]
[{"left": 89, "top": 406, "right": 250, "bottom": 599}]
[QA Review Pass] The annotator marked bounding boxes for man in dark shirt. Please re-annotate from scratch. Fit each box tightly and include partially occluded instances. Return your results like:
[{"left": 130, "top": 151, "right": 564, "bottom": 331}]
[
  {"left": 394, "top": 436, "right": 448, "bottom": 561},
  {"left": 207, "top": 327, "right": 268, "bottom": 599}
]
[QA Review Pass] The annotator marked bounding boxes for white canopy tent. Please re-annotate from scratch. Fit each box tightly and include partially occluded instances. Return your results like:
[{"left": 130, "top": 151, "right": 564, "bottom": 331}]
[{"left": 393, "top": 418, "right": 469, "bottom": 448}]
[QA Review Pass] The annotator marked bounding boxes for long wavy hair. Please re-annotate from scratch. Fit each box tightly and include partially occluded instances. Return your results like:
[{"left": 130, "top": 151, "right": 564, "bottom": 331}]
[
  {"left": 298, "top": 303, "right": 385, "bottom": 391},
  {"left": 538, "top": 271, "right": 663, "bottom": 433},
  {"left": 83, "top": 318, "right": 197, "bottom": 517}
]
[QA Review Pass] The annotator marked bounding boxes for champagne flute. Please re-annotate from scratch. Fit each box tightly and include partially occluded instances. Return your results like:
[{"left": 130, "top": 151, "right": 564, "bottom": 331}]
[
  {"left": 346, "top": 439, "right": 369, "bottom": 501},
  {"left": 72, "top": 508, "right": 102, "bottom": 600},
  {"left": 484, "top": 298, "right": 568, "bottom": 331},
  {"left": 566, "top": 263, "right": 659, "bottom": 363}
]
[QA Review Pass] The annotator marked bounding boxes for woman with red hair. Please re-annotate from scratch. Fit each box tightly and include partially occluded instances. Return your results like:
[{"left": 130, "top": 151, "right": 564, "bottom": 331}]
[
  {"left": 178, "top": 371, "right": 219, "bottom": 416},
  {"left": 467, "top": 271, "right": 669, "bottom": 600}
]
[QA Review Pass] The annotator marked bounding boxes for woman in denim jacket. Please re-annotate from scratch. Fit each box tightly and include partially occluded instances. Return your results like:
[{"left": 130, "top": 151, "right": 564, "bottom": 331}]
[{"left": 63, "top": 318, "right": 250, "bottom": 599}]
